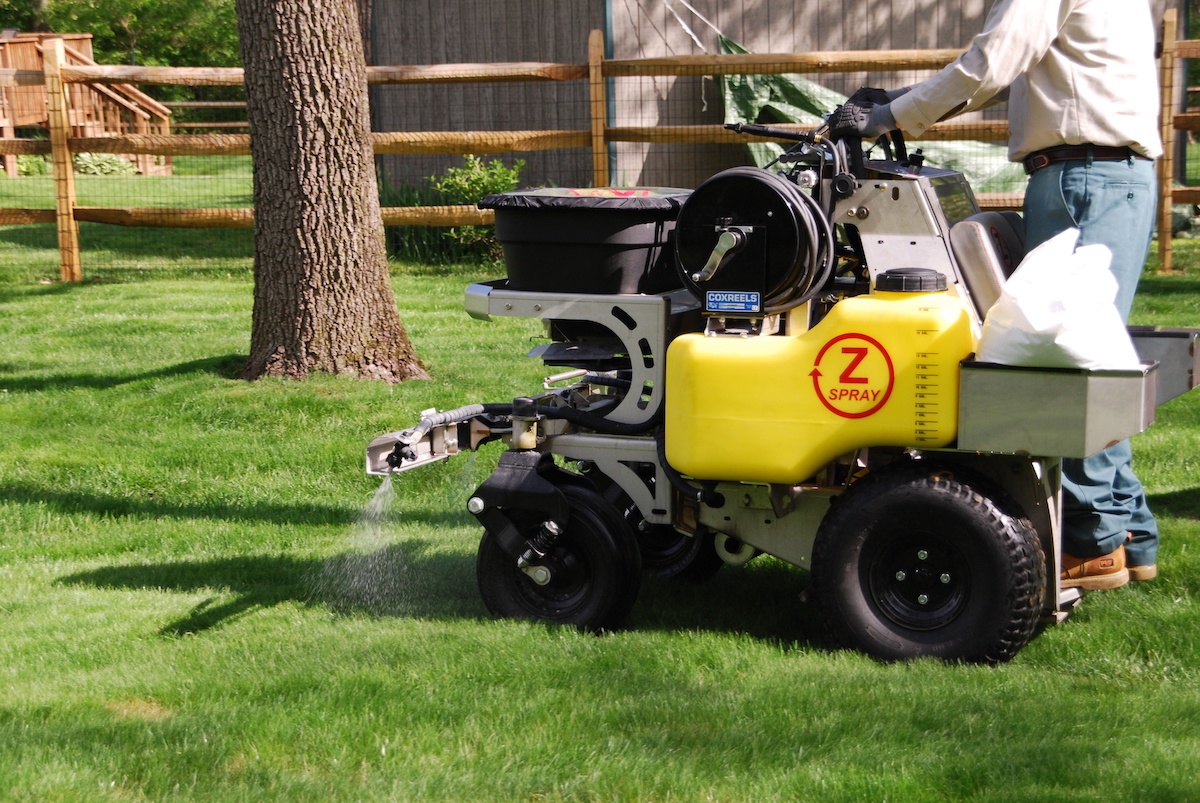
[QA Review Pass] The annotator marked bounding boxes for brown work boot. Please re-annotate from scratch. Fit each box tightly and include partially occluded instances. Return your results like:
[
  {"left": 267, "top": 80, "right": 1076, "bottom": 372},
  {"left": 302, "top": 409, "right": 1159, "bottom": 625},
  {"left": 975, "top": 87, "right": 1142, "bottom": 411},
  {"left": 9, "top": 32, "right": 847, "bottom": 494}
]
[
  {"left": 1128, "top": 564, "right": 1158, "bottom": 582},
  {"left": 1061, "top": 545, "right": 1130, "bottom": 590}
]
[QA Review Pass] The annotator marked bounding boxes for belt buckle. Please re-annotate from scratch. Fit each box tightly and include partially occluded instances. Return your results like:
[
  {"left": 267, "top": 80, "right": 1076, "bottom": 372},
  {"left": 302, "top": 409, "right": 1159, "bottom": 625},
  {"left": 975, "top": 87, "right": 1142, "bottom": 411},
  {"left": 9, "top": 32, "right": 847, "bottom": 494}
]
[{"left": 1025, "top": 153, "right": 1051, "bottom": 174}]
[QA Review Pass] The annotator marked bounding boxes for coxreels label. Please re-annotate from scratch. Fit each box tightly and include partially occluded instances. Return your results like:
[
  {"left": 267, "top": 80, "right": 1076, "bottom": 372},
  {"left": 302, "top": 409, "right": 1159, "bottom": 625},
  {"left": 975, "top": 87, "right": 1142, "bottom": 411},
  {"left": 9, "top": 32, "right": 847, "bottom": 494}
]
[
  {"left": 705, "top": 290, "right": 761, "bottom": 314},
  {"left": 810, "top": 332, "right": 896, "bottom": 419}
]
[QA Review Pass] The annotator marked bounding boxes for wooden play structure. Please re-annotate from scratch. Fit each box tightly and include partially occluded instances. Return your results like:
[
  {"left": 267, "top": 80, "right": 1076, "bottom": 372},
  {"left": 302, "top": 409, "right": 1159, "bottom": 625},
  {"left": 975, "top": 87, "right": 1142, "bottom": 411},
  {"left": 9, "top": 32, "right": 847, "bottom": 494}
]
[{"left": 0, "top": 30, "right": 172, "bottom": 176}]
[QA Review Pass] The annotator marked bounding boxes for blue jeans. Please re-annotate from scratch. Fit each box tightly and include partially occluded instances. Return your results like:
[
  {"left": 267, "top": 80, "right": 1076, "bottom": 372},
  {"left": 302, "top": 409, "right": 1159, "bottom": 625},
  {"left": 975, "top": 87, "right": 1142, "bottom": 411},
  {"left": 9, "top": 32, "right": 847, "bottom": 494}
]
[{"left": 1022, "top": 156, "right": 1159, "bottom": 565}]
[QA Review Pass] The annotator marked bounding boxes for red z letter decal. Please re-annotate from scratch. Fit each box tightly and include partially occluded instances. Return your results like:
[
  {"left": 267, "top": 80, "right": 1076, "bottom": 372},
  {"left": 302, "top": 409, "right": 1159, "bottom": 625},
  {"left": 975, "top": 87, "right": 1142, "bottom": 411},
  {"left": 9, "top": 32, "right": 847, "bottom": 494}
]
[{"left": 839, "top": 347, "right": 869, "bottom": 384}]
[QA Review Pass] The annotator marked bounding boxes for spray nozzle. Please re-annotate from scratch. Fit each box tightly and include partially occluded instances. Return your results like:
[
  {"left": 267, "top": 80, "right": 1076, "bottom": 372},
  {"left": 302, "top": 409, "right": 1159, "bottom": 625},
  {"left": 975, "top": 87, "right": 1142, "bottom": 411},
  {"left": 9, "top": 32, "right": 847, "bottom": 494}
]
[{"left": 386, "top": 443, "right": 418, "bottom": 468}]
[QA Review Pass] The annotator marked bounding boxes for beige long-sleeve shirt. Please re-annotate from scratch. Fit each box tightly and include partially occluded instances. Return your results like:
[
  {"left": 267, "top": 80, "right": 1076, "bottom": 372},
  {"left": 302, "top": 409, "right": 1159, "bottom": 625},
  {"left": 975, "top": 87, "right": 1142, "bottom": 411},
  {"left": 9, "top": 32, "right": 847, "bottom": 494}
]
[{"left": 889, "top": 0, "right": 1163, "bottom": 161}]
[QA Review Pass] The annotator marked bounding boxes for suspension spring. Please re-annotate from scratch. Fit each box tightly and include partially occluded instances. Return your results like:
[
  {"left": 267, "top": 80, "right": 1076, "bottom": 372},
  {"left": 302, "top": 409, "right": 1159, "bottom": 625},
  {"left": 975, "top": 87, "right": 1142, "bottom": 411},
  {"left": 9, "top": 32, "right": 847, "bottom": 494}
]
[
  {"left": 526, "top": 519, "right": 563, "bottom": 558},
  {"left": 518, "top": 520, "right": 563, "bottom": 587}
]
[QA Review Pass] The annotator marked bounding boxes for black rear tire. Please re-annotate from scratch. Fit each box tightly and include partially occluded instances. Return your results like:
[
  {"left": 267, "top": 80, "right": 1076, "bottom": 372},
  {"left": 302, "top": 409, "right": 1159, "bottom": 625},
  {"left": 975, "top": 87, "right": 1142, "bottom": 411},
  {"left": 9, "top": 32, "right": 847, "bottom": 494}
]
[
  {"left": 636, "top": 524, "right": 724, "bottom": 581},
  {"left": 602, "top": 480, "right": 724, "bottom": 581},
  {"left": 811, "top": 460, "right": 1045, "bottom": 664},
  {"left": 476, "top": 483, "right": 642, "bottom": 632}
]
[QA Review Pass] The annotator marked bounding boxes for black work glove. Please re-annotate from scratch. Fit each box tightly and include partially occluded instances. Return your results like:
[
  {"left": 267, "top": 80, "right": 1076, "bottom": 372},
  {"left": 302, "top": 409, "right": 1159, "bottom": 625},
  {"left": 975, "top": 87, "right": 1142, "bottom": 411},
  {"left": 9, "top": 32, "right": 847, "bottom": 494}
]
[
  {"left": 828, "top": 100, "right": 895, "bottom": 141},
  {"left": 828, "top": 86, "right": 910, "bottom": 141}
]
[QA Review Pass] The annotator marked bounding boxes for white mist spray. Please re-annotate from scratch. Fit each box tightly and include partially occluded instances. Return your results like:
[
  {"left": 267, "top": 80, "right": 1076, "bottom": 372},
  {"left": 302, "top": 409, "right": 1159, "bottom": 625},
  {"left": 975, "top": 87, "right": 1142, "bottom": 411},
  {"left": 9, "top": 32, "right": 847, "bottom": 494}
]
[{"left": 309, "top": 474, "right": 412, "bottom": 615}]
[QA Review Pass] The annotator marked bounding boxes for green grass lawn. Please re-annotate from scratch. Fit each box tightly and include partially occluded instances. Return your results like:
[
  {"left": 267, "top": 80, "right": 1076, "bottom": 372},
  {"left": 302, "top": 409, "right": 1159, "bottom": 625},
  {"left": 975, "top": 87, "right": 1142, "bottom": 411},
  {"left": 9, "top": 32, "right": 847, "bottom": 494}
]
[{"left": 1, "top": 233, "right": 1200, "bottom": 800}]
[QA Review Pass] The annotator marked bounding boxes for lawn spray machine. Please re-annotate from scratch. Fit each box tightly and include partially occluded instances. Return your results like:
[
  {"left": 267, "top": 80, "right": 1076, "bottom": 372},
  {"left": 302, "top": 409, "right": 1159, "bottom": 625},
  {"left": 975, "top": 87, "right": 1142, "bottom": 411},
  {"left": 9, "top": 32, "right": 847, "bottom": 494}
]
[{"left": 367, "top": 120, "right": 1199, "bottom": 664}]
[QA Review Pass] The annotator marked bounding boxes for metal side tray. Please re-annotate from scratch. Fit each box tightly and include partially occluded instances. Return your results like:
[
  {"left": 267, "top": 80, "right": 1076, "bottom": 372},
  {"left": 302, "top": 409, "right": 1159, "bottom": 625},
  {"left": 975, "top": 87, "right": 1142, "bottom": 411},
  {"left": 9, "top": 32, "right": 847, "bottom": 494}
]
[
  {"left": 957, "top": 360, "right": 1158, "bottom": 457},
  {"left": 1129, "top": 326, "right": 1200, "bottom": 405}
]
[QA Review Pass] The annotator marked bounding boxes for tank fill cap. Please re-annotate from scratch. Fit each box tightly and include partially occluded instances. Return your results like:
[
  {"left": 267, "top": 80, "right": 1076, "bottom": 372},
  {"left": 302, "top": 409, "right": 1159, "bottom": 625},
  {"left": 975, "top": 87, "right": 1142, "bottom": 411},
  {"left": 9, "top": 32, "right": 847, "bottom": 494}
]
[{"left": 875, "top": 267, "right": 947, "bottom": 293}]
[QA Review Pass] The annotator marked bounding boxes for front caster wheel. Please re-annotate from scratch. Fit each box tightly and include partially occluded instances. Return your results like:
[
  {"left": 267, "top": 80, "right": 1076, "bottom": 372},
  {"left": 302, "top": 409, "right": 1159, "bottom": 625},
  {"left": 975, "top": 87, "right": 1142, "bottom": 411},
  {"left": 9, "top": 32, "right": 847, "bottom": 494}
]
[
  {"left": 476, "top": 484, "right": 642, "bottom": 632},
  {"left": 811, "top": 461, "right": 1045, "bottom": 664}
]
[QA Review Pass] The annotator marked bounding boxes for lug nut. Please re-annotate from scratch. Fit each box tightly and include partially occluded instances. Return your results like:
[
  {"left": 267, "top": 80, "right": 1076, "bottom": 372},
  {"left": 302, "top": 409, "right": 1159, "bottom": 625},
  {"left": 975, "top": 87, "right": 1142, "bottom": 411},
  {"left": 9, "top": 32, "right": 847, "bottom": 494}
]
[
  {"left": 917, "top": 594, "right": 930, "bottom": 605},
  {"left": 940, "top": 573, "right": 952, "bottom": 584},
  {"left": 467, "top": 496, "right": 486, "bottom": 514},
  {"left": 917, "top": 550, "right": 929, "bottom": 561},
  {"left": 895, "top": 571, "right": 907, "bottom": 581}
]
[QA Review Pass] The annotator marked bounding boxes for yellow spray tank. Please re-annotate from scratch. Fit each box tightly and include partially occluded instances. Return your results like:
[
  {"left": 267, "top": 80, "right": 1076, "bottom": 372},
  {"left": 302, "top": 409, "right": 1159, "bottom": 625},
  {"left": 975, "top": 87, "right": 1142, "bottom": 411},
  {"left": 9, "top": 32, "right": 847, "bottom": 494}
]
[{"left": 665, "top": 268, "right": 979, "bottom": 484}]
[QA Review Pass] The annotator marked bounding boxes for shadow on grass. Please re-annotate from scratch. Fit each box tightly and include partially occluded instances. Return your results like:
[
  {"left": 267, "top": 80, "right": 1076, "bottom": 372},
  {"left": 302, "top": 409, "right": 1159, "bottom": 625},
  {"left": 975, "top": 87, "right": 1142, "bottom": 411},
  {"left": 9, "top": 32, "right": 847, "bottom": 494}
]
[
  {"left": 56, "top": 541, "right": 481, "bottom": 637},
  {"left": 56, "top": 540, "right": 822, "bottom": 649},
  {"left": 0, "top": 282, "right": 76, "bottom": 304},
  {"left": 0, "top": 353, "right": 247, "bottom": 392},
  {"left": 1148, "top": 486, "right": 1200, "bottom": 520},
  {"left": 1137, "top": 271, "right": 1200, "bottom": 296},
  {"left": 634, "top": 559, "right": 822, "bottom": 650}
]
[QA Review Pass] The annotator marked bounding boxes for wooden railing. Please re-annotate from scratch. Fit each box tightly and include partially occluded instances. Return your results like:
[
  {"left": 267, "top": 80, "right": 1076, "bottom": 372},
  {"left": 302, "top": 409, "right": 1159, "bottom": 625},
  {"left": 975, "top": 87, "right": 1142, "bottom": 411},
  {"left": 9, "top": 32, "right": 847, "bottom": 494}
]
[{"left": 0, "top": 12, "right": 1191, "bottom": 280}]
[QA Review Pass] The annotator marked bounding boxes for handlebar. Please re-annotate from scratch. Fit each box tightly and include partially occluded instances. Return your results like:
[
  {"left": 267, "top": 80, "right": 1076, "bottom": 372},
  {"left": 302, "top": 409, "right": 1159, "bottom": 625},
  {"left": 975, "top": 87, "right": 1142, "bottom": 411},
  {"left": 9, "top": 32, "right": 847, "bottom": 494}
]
[
  {"left": 726, "top": 117, "right": 914, "bottom": 180},
  {"left": 724, "top": 122, "right": 818, "bottom": 142}
]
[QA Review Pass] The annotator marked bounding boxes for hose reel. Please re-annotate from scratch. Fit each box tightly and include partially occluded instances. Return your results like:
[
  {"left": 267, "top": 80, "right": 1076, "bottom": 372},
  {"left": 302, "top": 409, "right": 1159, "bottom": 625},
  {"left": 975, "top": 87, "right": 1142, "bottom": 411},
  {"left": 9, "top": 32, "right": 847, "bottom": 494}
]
[{"left": 674, "top": 166, "right": 835, "bottom": 316}]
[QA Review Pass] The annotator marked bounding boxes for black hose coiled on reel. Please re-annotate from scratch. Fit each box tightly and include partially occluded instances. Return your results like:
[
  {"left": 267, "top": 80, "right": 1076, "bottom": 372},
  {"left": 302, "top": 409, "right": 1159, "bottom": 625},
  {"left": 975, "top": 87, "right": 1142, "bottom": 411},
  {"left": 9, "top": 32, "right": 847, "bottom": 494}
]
[{"left": 674, "top": 166, "right": 837, "bottom": 314}]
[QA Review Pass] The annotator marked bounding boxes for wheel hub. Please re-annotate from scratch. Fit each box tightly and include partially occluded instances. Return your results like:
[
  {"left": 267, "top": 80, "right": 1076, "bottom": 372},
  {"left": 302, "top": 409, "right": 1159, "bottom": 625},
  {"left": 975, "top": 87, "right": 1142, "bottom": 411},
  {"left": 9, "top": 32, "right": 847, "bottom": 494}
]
[
  {"left": 518, "top": 557, "right": 553, "bottom": 586},
  {"left": 871, "top": 533, "right": 969, "bottom": 630}
]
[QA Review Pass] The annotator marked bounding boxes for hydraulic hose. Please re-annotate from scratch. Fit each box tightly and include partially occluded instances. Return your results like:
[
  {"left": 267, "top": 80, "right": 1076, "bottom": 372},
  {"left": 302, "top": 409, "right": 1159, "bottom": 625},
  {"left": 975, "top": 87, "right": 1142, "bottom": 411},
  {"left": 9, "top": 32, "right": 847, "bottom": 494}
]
[
  {"left": 656, "top": 432, "right": 703, "bottom": 503},
  {"left": 584, "top": 372, "right": 633, "bottom": 391},
  {"left": 655, "top": 431, "right": 722, "bottom": 507},
  {"left": 530, "top": 401, "right": 662, "bottom": 436},
  {"left": 404, "top": 402, "right": 513, "bottom": 445}
]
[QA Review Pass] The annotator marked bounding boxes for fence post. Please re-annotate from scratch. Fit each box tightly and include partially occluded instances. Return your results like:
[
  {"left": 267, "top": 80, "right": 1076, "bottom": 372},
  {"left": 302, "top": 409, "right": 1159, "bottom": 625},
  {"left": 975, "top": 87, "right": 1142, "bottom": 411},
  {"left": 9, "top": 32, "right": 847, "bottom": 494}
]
[
  {"left": 42, "top": 37, "right": 82, "bottom": 282},
  {"left": 1159, "top": 9, "right": 1177, "bottom": 273},
  {"left": 588, "top": 28, "right": 608, "bottom": 187}
]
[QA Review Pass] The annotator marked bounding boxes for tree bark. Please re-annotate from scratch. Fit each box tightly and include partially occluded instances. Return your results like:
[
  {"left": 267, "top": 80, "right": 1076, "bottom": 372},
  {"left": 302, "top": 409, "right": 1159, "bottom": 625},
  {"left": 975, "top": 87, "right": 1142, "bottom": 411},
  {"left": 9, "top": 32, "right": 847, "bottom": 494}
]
[
  {"left": 234, "top": 0, "right": 427, "bottom": 382},
  {"left": 355, "top": 0, "right": 372, "bottom": 64}
]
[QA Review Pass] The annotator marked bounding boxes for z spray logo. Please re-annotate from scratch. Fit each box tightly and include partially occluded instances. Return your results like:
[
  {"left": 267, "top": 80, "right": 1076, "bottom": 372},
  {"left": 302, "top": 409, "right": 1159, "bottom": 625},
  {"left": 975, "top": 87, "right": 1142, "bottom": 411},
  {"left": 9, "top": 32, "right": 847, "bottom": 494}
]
[{"left": 809, "top": 333, "right": 895, "bottom": 419}]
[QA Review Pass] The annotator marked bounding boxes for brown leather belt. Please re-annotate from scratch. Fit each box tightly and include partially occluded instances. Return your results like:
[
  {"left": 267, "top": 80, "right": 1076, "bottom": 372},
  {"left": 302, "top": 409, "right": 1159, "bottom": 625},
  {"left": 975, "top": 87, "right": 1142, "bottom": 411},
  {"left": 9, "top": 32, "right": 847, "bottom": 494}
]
[{"left": 1023, "top": 144, "right": 1147, "bottom": 175}]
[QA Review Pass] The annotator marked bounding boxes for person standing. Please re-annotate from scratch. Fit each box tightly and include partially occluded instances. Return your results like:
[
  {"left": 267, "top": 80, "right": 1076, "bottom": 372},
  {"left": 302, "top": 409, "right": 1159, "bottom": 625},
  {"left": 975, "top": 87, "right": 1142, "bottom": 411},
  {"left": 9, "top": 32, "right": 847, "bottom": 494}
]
[{"left": 831, "top": 0, "right": 1163, "bottom": 589}]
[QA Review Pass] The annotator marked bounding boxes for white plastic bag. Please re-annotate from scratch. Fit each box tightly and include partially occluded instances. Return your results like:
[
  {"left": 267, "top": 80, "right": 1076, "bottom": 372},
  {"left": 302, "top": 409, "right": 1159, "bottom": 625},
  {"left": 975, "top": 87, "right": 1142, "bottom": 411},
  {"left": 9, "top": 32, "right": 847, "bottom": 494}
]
[{"left": 976, "top": 228, "right": 1142, "bottom": 370}]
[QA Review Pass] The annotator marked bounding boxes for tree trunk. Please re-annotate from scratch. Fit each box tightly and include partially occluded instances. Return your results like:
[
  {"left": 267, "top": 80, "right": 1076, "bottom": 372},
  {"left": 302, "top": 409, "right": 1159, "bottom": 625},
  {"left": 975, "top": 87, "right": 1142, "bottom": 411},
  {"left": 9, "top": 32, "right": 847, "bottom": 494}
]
[
  {"left": 31, "top": 0, "right": 51, "bottom": 32},
  {"left": 234, "top": 0, "right": 427, "bottom": 382}
]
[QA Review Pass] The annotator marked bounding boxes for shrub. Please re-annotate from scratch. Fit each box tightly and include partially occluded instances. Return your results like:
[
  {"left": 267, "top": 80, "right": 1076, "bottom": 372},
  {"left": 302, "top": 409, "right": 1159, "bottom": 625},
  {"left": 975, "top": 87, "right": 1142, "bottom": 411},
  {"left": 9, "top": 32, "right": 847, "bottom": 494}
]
[
  {"left": 429, "top": 155, "right": 524, "bottom": 263},
  {"left": 383, "top": 155, "right": 524, "bottom": 265},
  {"left": 430, "top": 155, "right": 525, "bottom": 204},
  {"left": 16, "top": 154, "right": 50, "bottom": 176},
  {"left": 72, "top": 152, "right": 136, "bottom": 176}
]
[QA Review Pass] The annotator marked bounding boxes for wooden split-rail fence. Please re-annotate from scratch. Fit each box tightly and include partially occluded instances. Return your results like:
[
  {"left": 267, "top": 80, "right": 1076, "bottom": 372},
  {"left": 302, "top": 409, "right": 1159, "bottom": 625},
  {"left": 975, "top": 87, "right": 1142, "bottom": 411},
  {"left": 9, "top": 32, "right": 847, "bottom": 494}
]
[{"left": 0, "top": 12, "right": 1193, "bottom": 280}]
